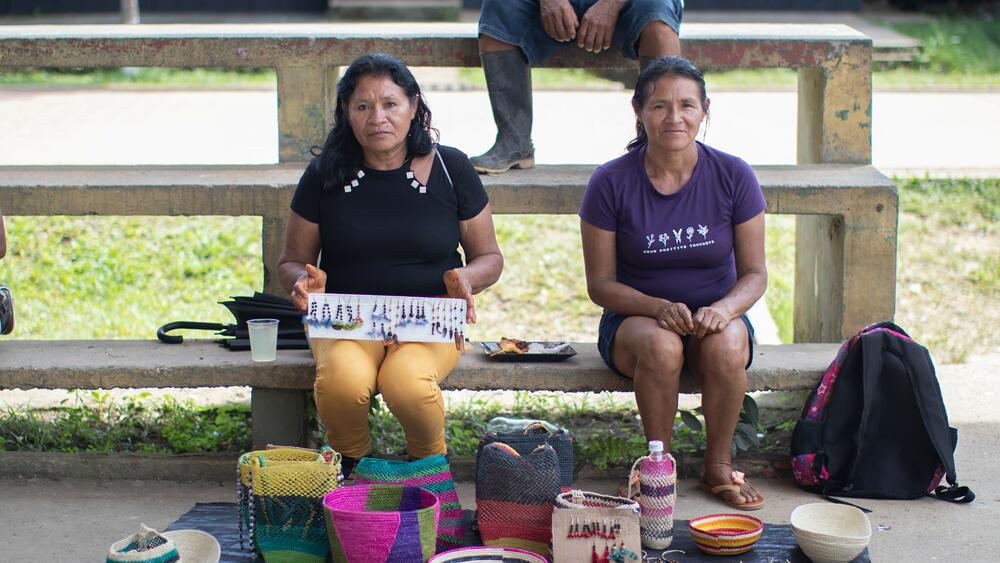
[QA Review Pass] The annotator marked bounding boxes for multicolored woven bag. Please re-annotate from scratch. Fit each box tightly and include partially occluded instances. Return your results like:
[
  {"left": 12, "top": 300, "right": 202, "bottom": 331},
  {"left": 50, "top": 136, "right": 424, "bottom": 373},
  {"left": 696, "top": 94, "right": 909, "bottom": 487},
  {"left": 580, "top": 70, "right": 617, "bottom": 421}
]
[
  {"left": 476, "top": 442, "right": 561, "bottom": 560},
  {"left": 238, "top": 447, "right": 341, "bottom": 563},
  {"left": 481, "top": 421, "right": 574, "bottom": 492},
  {"left": 354, "top": 455, "right": 465, "bottom": 552},
  {"left": 323, "top": 484, "right": 440, "bottom": 563}
]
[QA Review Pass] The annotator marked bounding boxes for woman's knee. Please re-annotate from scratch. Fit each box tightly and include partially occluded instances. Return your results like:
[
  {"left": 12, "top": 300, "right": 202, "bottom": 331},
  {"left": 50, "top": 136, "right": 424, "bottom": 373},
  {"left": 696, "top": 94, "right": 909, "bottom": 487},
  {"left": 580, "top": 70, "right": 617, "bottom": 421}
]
[
  {"left": 630, "top": 329, "right": 684, "bottom": 377},
  {"left": 696, "top": 325, "right": 749, "bottom": 379}
]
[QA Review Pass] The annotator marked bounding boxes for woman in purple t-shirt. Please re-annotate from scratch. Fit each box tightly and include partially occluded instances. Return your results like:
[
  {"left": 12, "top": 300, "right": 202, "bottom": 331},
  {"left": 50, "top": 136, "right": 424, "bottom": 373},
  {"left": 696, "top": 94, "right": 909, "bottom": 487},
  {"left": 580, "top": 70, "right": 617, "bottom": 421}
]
[{"left": 580, "top": 56, "right": 768, "bottom": 510}]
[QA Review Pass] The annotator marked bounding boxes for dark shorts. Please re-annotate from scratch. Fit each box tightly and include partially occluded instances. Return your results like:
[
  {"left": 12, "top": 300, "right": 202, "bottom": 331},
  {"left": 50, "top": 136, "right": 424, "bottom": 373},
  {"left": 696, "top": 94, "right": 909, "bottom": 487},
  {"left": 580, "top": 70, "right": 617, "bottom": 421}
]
[
  {"left": 597, "top": 309, "right": 756, "bottom": 378},
  {"left": 478, "top": 0, "right": 684, "bottom": 65}
]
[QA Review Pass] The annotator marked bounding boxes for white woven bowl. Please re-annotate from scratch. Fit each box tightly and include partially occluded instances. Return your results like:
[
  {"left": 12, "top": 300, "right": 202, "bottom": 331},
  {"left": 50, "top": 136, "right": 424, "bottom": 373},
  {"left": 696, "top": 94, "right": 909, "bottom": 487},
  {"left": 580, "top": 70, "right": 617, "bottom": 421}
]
[{"left": 790, "top": 503, "right": 871, "bottom": 563}]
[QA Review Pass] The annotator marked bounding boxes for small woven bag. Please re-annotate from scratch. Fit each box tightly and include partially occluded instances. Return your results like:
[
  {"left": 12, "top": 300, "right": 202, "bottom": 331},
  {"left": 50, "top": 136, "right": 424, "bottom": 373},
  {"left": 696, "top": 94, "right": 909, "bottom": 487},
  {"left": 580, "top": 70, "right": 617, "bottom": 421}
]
[
  {"left": 476, "top": 442, "right": 561, "bottom": 560},
  {"left": 323, "top": 484, "right": 440, "bottom": 563},
  {"left": 551, "top": 491, "right": 641, "bottom": 563},
  {"left": 480, "top": 421, "right": 574, "bottom": 492},
  {"left": 354, "top": 455, "right": 465, "bottom": 552},
  {"left": 237, "top": 446, "right": 341, "bottom": 563}
]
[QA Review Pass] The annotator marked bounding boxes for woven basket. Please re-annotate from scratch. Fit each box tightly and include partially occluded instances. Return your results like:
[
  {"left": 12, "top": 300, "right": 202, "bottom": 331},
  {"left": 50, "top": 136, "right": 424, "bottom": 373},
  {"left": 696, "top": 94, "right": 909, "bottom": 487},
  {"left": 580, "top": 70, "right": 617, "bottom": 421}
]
[
  {"left": 238, "top": 447, "right": 341, "bottom": 563},
  {"left": 428, "top": 546, "right": 549, "bottom": 562},
  {"left": 476, "top": 442, "right": 561, "bottom": 560},
  {"left": 791, "top": 503, "right": 871, "bottom": 563},
  {"left": 355, "top": 455, "right": 464, "bottom": 552},
  {"left": 481, "top": 422, "right": 573, "bottom": 491},
  {"left": 688, "top": 513, "right": 763, "bottom": 556},
  {"left": 551, "top": 491, "right": 640, "bottom": 563},
  {"left": 323, "top": 484, "right": 440, "bottom": 563}
]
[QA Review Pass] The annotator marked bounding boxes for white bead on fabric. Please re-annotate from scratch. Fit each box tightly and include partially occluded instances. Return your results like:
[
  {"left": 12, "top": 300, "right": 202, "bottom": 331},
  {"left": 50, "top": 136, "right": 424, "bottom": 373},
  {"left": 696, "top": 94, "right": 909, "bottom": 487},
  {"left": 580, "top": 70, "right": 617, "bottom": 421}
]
[
  {"left": 343, "top": 167, "right": 424, "bottom": 193},
  {"left": 343, "top": 170, "right": 365, "bottom": 193}
]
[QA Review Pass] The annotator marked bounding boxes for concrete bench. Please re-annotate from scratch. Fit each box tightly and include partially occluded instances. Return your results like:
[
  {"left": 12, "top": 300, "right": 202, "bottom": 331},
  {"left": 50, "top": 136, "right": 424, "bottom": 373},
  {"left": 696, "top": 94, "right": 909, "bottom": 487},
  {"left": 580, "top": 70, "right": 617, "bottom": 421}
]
[
  {"left": 0, "top": 339, "right": 839, "bottom": 447},
  {"left": 0, "top": 22, "right": 892, "bottom": 447}
]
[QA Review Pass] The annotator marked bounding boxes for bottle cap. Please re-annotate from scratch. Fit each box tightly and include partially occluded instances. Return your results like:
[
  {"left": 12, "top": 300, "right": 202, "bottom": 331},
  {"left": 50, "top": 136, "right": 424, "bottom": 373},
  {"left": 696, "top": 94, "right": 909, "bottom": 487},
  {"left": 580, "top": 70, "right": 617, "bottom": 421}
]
[{"left": 648, "top": 440, "right": 664, "bottom": 453}]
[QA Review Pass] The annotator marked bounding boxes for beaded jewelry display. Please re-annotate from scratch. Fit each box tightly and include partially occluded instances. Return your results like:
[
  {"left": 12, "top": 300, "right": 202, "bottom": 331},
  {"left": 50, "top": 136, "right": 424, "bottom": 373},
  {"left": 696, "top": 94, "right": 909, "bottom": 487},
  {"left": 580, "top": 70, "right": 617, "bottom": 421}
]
[{"left": 307, "top": 293, "right": 465, "bottom": 344}]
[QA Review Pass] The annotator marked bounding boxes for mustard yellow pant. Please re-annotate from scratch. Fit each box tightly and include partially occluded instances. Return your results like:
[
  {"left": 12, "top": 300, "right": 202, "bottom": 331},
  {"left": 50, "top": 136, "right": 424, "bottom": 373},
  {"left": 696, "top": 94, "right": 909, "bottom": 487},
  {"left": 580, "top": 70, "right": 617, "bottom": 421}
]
[{"left": 311, "top": 338, "right": 461, "bottom": 459}]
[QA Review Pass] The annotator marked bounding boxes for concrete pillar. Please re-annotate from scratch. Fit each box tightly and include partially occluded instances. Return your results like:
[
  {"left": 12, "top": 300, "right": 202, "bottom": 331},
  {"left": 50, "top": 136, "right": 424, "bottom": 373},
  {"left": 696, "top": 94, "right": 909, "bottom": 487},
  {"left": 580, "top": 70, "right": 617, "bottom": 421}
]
[
  {"left": 277, "top": 65, "right": 327, "bottom": 162},
  {"left": 262, "top": 214, "right": 288, "bottom": 296},
  {"left": 251, "top": 389, "right": 309, "bottom": 449},
  {"left": 794, "top": 41, "right": 894, "bottom": 342}
]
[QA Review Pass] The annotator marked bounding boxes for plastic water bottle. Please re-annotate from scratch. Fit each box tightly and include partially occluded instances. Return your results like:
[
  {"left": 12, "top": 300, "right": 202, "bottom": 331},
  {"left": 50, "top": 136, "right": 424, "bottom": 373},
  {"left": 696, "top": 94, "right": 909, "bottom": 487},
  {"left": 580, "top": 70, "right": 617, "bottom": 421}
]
[
  {"left": 649, "top": 440, "right": 664, "bottom": 461},
  {"left": 636, "top": 440, "right": 676, "bottom": 549}
]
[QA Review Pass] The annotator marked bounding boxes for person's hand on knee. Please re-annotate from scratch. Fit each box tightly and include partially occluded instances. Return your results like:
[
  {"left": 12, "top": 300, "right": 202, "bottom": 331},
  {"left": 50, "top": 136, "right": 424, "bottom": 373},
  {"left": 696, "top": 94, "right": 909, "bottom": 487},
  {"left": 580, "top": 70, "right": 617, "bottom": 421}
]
[
  {"left": 579, "top": 0, "right": 622, "bottom": 53},
  {"left": 655, "top": 300, "right": 694, "bottom": 335},
  {"left": 692, "top": 305, "right": 732, "bottom": 338},
  {"left": 540, "top": 0, "right": 579, "bottom": 42}
]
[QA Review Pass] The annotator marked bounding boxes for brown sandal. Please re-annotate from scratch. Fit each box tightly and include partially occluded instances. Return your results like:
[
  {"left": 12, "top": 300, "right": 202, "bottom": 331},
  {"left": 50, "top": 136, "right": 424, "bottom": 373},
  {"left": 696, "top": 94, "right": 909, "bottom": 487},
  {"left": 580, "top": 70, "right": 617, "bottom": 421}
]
[{"left": 697, "top": 478, "right": 766, "bottom": 511}]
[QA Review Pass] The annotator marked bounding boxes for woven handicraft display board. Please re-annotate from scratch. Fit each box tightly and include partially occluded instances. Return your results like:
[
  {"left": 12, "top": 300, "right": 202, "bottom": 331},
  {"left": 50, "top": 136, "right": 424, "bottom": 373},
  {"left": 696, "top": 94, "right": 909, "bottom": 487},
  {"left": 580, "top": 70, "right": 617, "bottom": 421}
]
[
  {"left": 551, "top": 492, "right": 641, "bottom": 563},
  {"left": 306, "top": 293, "right": 466, "bottom": 343}
]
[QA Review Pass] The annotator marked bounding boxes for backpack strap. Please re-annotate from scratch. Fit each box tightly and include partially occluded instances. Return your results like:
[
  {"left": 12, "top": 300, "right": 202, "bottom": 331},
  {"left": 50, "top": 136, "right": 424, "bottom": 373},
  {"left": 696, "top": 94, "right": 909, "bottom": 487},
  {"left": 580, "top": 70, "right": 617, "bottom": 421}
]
[
  {"left": 896, "top": 338, "right": 976, "bottom": 503},
  {"left": 928, "top": 484, "right": 975, "bottom": 503},
  {"left": 837, "top": 333, "right": 885, "bottom": 488},
  {"left": 435, "top": 145, "right": 454, "bottom": 190}
]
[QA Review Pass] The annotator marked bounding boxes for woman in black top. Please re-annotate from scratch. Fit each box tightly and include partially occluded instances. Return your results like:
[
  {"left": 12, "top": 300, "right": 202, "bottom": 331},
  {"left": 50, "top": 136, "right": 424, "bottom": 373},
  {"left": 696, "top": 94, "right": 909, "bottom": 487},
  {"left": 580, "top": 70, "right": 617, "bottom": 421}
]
[{"left": 279, "top": 54, "right": 503, "bottom": 476}]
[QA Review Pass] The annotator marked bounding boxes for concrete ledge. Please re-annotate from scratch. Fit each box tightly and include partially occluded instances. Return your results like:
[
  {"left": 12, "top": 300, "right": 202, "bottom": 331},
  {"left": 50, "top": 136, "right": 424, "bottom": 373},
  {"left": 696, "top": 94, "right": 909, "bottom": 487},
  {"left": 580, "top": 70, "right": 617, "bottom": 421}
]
[
  {"left": 0, "top": 23, "right": 870, "bottom": 70},
  {"left": 0, "top": 163, "right": 897, "bottom": 217},
  {"left": 0, "top": 340, "right": 839, "bottom": 393},
  {"left": 0, "top": 450, "right": 792, "bottom": 482}
]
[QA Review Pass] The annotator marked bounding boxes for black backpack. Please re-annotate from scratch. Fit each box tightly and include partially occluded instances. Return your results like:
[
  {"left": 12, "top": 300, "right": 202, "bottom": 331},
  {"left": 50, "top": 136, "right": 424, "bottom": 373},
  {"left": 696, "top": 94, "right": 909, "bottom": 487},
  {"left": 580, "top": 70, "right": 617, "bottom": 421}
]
[{"left": 790, "top": 321, "right": 974, "bottom": 503}]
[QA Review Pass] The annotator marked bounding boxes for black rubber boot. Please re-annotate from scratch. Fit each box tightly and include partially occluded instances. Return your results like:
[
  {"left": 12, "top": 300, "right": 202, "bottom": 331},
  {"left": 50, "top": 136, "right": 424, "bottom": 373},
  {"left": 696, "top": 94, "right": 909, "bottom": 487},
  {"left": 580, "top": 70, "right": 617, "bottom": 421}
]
[{"left": 470, "top": 49, "right": 535, "bottom": 175}]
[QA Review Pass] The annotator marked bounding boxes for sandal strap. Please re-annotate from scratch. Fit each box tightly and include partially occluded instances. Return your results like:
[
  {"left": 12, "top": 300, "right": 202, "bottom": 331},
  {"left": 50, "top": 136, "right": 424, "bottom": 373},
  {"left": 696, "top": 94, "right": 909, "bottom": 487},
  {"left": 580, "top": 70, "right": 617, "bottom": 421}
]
[{"left": 708, "top": 483, "right": 742, "bottom": 495}]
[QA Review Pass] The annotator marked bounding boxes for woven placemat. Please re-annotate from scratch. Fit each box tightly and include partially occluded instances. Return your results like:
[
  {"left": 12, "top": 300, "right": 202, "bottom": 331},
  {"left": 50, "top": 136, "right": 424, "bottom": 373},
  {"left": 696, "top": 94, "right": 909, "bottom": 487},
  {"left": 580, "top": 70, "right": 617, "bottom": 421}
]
[{"left": 168, "top": 503, "right": 871, "bottom": 562}]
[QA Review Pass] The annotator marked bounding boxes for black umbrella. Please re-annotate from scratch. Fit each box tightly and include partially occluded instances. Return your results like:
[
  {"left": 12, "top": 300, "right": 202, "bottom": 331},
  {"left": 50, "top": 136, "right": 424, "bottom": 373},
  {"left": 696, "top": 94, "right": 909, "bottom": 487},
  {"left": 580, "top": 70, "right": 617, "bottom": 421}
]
[{"left": 157, "top": 292, "right": 308, "bottom": 350}]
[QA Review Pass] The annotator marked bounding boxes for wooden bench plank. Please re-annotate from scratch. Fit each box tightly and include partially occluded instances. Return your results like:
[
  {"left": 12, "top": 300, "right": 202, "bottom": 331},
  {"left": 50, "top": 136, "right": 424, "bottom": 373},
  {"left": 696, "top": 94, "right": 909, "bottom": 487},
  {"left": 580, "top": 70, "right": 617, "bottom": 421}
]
[
  {"left": 0, "top": 340, "right": 838, "bottom": 393},
  {"left": 0, "top": 23, "right": 870, "bottom": 70},
  {"left": 0, "top": 164, "right": 896, "bottom": 217}
]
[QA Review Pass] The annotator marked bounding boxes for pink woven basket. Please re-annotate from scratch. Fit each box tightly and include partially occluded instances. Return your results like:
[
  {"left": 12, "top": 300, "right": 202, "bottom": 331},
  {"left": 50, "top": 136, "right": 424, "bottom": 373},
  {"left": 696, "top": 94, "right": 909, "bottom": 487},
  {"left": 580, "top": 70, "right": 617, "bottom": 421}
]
[{"left": 323, "top": 484, "right": 440, "bottom": 563}]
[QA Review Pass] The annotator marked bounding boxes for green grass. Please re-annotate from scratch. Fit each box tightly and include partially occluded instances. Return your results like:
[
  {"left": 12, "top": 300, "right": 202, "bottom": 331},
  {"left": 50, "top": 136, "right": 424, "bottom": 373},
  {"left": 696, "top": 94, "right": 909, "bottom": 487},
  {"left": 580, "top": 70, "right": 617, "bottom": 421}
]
[
  {"left": 2, "top": 178, "right": 998, "bottom": 363},
  {"left": 0, "top": 391, "right": 250, "bottom": 453}
]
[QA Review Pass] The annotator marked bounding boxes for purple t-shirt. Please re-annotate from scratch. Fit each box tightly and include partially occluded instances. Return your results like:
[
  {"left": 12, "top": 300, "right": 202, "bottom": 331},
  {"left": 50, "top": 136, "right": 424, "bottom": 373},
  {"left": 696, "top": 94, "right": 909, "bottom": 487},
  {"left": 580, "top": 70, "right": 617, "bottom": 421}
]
[{"left": 579, "top": 142, "right": 766, "bottom": 311}]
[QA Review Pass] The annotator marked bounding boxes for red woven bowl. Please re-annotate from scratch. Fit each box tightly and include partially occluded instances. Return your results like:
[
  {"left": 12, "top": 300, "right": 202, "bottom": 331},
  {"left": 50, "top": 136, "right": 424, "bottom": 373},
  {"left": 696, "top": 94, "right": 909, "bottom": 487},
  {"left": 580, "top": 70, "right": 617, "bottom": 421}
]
[{"left": 688, "top": 513, "right": 764, "bottom": 556}]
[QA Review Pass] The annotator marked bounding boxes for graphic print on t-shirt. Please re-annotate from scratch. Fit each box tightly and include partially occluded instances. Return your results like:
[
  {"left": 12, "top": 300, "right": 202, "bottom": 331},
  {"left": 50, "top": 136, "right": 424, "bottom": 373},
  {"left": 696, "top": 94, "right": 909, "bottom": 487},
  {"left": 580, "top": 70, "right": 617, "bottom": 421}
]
[{"left": 643, "top": 223, "right": 714, "bottom": 255}]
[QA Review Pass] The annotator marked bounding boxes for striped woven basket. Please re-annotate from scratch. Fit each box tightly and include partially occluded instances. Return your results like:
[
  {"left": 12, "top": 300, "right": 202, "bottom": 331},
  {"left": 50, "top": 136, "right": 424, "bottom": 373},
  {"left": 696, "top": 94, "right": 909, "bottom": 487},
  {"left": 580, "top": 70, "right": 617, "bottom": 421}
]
[
  {"left": 237, "top": 447, "right": 341, "bottom": 563},
  {"left": 688, "top": 513, "right": 763, "bottom": 556},
  {"left": 476, "top": 442, "right": 561, "bottom": 560},
  {"left": 323, "top": 484, "right": 440, "bottom": 563},
  {"left": 354, "top": 455, "right": 465, "bottom": 552}
]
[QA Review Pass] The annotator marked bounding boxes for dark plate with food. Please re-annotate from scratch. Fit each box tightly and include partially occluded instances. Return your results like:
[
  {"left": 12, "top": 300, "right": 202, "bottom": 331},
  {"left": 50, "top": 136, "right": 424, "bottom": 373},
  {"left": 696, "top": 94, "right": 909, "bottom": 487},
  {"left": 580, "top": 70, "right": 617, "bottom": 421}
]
[{"left": 480, "top": 338, "right": 577, "bottom": 362}]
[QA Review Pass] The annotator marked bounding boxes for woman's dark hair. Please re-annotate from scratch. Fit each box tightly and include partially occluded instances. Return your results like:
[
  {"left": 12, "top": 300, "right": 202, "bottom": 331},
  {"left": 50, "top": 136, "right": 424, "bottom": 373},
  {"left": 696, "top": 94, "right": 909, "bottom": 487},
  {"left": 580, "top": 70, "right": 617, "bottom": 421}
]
[
  {"left": 627, "top": 55, "right": 708, "bottom": 151},
  {"left": 313, "top": 53, "right": 438, "bottom": 190}
]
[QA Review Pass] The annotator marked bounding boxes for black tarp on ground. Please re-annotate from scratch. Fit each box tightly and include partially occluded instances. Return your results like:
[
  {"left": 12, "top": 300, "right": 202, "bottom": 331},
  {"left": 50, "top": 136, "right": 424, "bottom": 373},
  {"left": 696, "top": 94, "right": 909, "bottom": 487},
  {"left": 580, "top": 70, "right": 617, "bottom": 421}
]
[{"left": 167, "top": 502, "right": 871, "bottom": 562}]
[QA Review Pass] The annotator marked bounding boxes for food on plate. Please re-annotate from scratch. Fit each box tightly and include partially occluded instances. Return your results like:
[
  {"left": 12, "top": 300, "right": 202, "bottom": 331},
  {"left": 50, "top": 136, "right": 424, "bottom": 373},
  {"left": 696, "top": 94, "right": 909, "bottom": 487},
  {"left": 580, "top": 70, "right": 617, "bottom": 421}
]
[{"left": 496, "top": 337, "right": 530, "bottom": 355}]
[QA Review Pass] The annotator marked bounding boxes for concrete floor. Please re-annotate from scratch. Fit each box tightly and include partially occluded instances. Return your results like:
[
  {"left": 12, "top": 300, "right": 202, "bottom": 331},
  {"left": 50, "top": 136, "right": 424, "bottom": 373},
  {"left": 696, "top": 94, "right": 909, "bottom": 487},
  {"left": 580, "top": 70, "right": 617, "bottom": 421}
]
[{"left": 2, "top": 354, "right": 998, "bottom": 561}]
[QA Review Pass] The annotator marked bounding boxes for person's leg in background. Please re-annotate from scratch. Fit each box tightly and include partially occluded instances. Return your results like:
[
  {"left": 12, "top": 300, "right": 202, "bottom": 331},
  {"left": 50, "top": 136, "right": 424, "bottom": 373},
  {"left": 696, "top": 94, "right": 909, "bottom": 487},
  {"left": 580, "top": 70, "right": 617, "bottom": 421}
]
[
  {"left": 618, "top": 0, "right": 683, "bottom": 72},
  {"left": 311, "top": 338, "right": 384, "bottom": 477},
  {"left": 473, "top": 0, "right": 566, "bottom": 174},
  {"left": 377, "top": 342, "right": 461, "bottom": 459}
]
